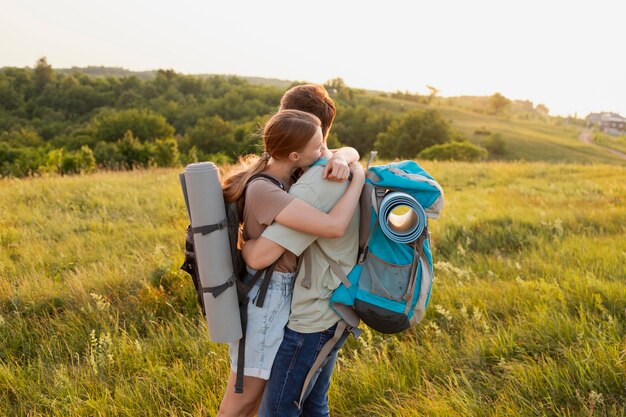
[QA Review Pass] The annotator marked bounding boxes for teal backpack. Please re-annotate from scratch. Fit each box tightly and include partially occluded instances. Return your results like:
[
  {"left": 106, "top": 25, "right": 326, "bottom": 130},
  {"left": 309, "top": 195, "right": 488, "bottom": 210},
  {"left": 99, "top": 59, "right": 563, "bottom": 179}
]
[
  {"left": 297, "top": 156, "right": 444, "bottom": 408},
  {"left": 328, "top": 157, "right": 444, "bottom": 334}
]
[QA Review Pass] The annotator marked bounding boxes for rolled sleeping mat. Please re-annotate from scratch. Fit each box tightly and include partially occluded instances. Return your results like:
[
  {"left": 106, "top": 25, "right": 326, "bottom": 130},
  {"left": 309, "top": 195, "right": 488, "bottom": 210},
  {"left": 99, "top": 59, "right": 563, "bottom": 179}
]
[
  {"left": 378, "top": 191, "right": 427, "bottom": 244},
  {"left": 181, "top": 162, "right": 242, "bottom": 343}
]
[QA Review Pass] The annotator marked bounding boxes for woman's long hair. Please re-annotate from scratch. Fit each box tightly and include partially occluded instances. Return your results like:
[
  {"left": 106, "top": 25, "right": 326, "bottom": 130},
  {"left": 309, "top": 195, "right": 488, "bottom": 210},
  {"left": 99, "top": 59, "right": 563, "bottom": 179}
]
[{"left": 222, "top": 109, "right": 321, "bottom": 204}]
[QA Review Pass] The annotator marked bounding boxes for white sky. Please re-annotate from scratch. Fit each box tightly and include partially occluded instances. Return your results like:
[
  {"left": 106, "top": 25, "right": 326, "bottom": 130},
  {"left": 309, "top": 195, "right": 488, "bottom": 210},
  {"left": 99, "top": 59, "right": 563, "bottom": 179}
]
[{"left": 1, "top": 0, "right": 625, "bottom": 117}]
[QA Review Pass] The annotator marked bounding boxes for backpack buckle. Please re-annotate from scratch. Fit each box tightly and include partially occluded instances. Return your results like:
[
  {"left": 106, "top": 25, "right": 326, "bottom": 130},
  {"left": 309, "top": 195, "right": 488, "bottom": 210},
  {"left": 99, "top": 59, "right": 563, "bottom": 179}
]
[
  {"left": 357, "top": 251, "right": 367, "bottom": 264},
  {"left": 347, "top": 325, "right": 363, "bottom": 339}
]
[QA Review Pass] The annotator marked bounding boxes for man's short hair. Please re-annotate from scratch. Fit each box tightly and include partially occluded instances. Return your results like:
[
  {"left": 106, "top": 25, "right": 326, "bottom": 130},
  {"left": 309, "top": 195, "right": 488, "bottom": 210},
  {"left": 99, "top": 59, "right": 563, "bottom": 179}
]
[{"left": 280, "top": 84, "right": 336, "bottom": 139}]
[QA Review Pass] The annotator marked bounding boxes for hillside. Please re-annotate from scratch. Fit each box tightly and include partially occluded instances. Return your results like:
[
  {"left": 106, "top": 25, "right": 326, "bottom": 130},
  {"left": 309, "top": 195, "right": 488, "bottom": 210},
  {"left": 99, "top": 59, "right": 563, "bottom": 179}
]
[
  {"left": 2, "top": 63, "right": 624, "bottom": 180},
  {"left": 54, "top": 66, "right": 294, "bottom": 89},
  {"left": 1, "top": 162, "right": 625, "bottom": 415},
  {"left": 353, "top": 92, "right": 624, "bottom": 164}
]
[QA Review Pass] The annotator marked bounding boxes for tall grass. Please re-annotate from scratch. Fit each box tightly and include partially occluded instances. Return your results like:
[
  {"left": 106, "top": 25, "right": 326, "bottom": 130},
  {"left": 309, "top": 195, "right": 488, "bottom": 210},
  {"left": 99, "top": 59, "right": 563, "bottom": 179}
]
[{"left": 1, "top": 163, "right": 625, "bottom": 416}]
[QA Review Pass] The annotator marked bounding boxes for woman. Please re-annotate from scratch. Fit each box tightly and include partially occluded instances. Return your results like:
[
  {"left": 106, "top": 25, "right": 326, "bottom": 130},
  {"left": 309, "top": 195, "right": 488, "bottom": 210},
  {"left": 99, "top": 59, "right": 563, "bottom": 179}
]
[{"left": 217, "top": 109, "right": 364, "bottom": 416}]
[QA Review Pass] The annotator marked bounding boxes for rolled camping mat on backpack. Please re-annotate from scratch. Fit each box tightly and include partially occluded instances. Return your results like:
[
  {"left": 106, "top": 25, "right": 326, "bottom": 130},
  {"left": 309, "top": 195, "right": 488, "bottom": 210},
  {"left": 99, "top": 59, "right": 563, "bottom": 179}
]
[
  {"left": 378, "top": 191, "right": 427, "bottom": 244},
  {"left": 182, "top": 162, "right": 242, "bottom": 343}
]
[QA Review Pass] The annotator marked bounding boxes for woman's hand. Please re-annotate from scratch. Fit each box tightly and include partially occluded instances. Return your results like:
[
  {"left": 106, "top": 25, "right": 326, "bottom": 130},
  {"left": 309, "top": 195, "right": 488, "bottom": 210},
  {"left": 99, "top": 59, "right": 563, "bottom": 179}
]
[
  {"left": 323, "top": 154, "right": 350, "bottom": 182},
  {"left": 274, "top": 160, "right": 365, "bottom": 239},
  {"left": 349, "top": 161, "right": 365, "bottom": 182}
]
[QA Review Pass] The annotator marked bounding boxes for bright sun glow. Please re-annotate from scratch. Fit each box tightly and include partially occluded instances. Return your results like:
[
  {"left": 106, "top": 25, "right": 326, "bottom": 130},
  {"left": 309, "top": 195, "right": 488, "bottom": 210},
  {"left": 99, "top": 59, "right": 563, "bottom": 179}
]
[{"left": 1, "top": 0, "right": 625, "bottom": 117}]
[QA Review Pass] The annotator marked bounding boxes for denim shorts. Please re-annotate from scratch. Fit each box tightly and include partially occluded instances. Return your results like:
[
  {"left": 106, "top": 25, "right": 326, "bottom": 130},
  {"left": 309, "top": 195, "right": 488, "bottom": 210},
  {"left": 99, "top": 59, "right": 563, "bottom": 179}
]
[{"left": 228, "top": 268, "right": 295, "bottom": 380}]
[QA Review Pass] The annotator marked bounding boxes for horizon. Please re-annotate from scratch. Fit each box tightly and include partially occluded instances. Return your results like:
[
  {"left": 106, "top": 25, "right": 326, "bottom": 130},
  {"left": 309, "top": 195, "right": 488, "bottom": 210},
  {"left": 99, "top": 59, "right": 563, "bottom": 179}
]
[
  {"left": 5, "top": 61, "right": 620, "bottom": 119},
  {"left": 2, "top": 0, "right": 625, "bottom": 118}
]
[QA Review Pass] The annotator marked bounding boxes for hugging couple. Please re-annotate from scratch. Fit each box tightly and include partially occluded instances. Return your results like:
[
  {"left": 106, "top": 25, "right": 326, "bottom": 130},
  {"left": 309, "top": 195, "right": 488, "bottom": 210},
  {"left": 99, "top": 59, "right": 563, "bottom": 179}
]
[{"left": 217, "top": 84, "right": 363, "bottom": 417}]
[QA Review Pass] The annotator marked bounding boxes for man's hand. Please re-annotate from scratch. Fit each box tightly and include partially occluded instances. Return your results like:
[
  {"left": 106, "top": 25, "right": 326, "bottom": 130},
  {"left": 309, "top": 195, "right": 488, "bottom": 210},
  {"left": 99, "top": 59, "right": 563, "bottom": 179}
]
[{"left": 323, "top": 154, "right": 350, "bottom": 182}]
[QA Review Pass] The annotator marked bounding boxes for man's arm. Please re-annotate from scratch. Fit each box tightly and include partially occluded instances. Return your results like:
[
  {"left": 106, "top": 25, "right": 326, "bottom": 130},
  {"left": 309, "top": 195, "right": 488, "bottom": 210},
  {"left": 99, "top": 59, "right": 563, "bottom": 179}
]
[
  {"left": 329, "top": 146, "right": 359, "bottom": 163},
  {"left": 243, "top": 160, "right": 363, "bottom": 270}
]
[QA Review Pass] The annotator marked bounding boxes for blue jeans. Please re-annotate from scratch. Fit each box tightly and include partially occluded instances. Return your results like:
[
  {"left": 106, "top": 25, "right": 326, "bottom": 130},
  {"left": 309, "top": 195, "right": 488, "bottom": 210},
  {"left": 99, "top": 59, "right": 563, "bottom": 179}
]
[{"left": 258, "top": 323, "right": 349, "bottom": 417}]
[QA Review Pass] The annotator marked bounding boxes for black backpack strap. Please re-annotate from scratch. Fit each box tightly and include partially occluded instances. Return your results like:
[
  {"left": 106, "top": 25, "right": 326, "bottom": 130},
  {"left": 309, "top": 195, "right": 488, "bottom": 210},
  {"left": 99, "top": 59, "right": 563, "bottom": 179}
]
[
  {"left": 179, "top": 173, "right": 192, "bottom": 220},
  {"left": 236, "top": 267, "right": 270, "bottom": 299},
  {"left": 235, "top": 300, "right": 249, "bottom": 393},
  {"left": 247, "top": 172, "right": 284, "bottom": 190},
  {"left": 180, "top": 225, "right": 206, "bottom": 315},
  {"left": 253, "top": 263, "right": 277, "bottom": 308},
  {"left": 192, "top": 219, "right": 227, "bottom": 236},
  {"left": 233, "top": 171, "right": 284, "bottom": 394},
  {"left": 202, "top": 274, "right": 235, "bottom": 298},
  {"left": 358, "top": 220, "right": 380, "bottom": 264},
  {"left": 234, "top": 262, "right": 278, "bottom": 393}
]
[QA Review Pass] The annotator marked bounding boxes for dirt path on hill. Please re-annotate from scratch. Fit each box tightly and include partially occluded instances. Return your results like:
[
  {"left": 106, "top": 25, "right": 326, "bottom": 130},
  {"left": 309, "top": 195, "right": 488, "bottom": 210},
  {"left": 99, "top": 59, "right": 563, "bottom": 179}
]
[{"left": 579, "top": 129, "right": 626, "bottom": 160}]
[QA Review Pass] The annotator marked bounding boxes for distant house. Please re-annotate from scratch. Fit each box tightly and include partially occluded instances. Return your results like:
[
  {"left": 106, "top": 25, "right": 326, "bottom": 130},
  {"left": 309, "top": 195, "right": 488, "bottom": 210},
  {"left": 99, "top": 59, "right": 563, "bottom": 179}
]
[{"left": 586, "top": 112, "right": 626, "bottom": 135}]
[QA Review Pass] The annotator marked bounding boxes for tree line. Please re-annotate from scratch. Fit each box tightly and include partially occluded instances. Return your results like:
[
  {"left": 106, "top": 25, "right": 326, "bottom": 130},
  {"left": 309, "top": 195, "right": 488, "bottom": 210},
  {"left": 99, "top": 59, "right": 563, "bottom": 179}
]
[{"left": 1, "top": 58, "right": 478, "bottom": 177}]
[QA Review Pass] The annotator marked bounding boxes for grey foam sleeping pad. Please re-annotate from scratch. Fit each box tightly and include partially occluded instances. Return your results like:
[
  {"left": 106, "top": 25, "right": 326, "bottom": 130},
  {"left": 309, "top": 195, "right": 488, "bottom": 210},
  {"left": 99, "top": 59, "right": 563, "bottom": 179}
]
[{"left": 183, "top": 162, "right": 242, "bottom": 343}]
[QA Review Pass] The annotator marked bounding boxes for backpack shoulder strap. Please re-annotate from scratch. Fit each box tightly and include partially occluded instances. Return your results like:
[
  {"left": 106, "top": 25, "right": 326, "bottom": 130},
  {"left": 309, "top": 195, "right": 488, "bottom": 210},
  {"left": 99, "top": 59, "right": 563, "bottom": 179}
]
[
  {"left": 402, "top": 227, "right": 428, "bottom": 315},
  {"left": 305, "top": 241, "right": 352, "bottom": 289},
  {"left": 295, "top": 318, "right": 361, "bottom": 409},
  {"left": 309, "top": 157, "right": 329, "bottom": 168},
  {"left": 233, "top": 172, "right": 285, "bottom": 394},
  {"left": 296, "top": 321, "right": 347, "bottom": 409},
  {"left": 247, "top": 172, "right": 284, "bottom": 190}
]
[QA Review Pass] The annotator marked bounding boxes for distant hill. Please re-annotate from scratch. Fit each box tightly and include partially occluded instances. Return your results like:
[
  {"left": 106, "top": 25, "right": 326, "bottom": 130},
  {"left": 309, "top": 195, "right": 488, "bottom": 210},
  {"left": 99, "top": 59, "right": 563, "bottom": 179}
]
[
  {"left": 2, "top": 64, "right": 624, "bottom": 168},
  {"left": 54, "top": 66, "right": 294, "bottom": 89},
  {"left": 56, "top": 66, "right": 158, "bottom": 80},
  {"left": 348, "top": 91, "right": 624, "bottom": 164},
  {"left": 232, "top": 76, "right": 293, "bottom": 90}
]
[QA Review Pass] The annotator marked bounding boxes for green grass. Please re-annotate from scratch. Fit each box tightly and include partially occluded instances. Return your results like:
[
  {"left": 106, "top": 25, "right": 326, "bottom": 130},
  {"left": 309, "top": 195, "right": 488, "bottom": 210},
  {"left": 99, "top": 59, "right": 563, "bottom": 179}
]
[
  {"left": 593, "top": 133, "right": 626, "bottom": 155},
  {"left": 1, "top": 163, "right": 625, "bottom": 416}
]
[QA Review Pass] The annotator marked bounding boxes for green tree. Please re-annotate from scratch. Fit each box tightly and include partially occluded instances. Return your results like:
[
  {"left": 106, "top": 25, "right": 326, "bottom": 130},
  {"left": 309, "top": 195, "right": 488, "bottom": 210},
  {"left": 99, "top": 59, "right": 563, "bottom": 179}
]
[
  {"left": 185, "top": 115, "right": 237, "bottom": 155},
  {"left": 7, "top": 146, "right": 47, "bottom": 176},
  {"left": 77, "top": 145, "right": 96, "bottom": 172},
  {"left": 418, "top": 141, "right": 487, "bottom": 162},
  {"left": 1, "top": 128, "right": 44, "bottom": 147},
  {"left": 489, "top": 92, "right": 511, "bottom": 115},
  {"left": 375, "top": 110, "right": 451, "bottom": 158},
  {"left": 484, "top": 133, "right": 506, "bottom": 156},
  {"left": 116, "top": 131, "right": 150, "bottom": 168},
  {"left": 324, "top": 77, "right": 347, "bottom": 93},
  {"left": 34, "top": 57, "right": 55, "bottom": 93},
  {"left": 151, "top": 137, "right": 180, "bottom": 167},
  {"left": 0, "top": 78, "right": 22, "bottom": 110},
  {"left": 325, "top": 132, "right": 343, "bottom": 150},
  {"left": 324, "top": 77, "right": 354, "bottom": 101},
  {"left": 50, "top": 77, "right": 108, "bottom": 117},
  {"left": 40, "top": 148, "right": 64, "bottom": 174},
  {"left": 90, "top": 108, "right": 175, "bottom": 142},
  {"left": 536, "top": 104, "right": 549, "bottom": 116},
  {"left": 426, "top": 85, "right": 439, "bottom": 104},
  {"left": 93, "top": 141, "right": 124, "bottom": 168},
  {"left": 60, "top": 152, "right": 80, "bottom": 175},
  {"left": 332, "top": 105, "right": 392, "bottom": 155}
]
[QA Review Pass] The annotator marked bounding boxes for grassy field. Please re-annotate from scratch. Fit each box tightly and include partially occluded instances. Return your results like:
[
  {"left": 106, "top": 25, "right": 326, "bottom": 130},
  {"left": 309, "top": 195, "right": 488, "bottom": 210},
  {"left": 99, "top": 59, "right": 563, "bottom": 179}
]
[
  {"left": 593, "top": 133, "right": 626, "bottom": 155},
  {"left": 1, "top": 162, "right": 625, "bottom": 416}
]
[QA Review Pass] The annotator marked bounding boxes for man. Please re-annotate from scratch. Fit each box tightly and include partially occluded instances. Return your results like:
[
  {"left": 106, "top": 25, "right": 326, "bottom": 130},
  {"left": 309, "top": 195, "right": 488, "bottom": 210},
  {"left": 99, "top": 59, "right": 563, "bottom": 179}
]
[{"left": 242, "top": 84, "right": 361, "bottom": 416}]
